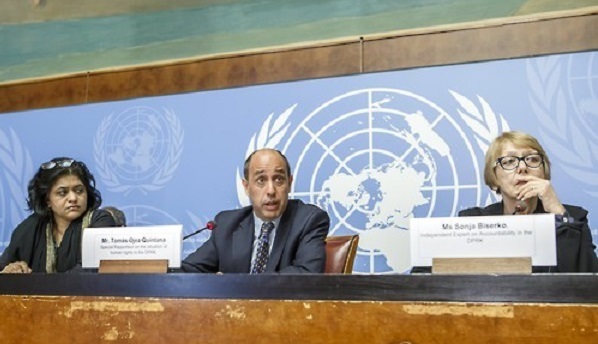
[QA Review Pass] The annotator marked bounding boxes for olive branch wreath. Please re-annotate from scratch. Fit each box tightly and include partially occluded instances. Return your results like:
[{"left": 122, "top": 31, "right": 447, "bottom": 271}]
[{"left": 236, "top": 104, "right": 296, "bottom": 206}]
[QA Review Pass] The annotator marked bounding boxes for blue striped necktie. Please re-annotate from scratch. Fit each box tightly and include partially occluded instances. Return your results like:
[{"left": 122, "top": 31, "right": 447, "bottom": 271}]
[{"left": 251, "top": 222, "right": 274, "bottom": 274}]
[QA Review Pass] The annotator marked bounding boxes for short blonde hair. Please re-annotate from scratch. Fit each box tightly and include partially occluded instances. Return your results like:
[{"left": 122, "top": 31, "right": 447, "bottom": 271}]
[{"left": 484, "top": 131, "right": 551, "bottom": 193}]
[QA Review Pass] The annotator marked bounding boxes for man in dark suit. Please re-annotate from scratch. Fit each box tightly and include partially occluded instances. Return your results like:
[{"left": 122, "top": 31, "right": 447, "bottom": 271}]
[{"left": 182, "top": 148, "right": 330, "bottom": 273}]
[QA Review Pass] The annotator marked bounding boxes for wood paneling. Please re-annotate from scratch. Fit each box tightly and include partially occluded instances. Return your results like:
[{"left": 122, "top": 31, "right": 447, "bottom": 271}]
[
  {"left": 86, "top": 43, "right": 361, "bottom": 103},
  {"left": 1, "top": 296, "right": 597, "bottom": 343},
  {"left": 0, "top": 9, "right": 596, "bottom": 115},
  {"left": 364, "top": 13, "right": 598, "bottom": 72},
  {"left": 1, "top": 274, "right": 596, "bottom": 343},
  {"left": 0, "top": 75, "right": 88, "bottom": 114},
  {"left": 2, "top": 274, "right": 597, "bottom": 303}
]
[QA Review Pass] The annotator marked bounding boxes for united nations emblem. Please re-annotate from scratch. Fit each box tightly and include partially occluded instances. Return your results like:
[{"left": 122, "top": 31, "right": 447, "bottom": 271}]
[
  {"left": 240, "top": 88, "right": 508, "bottom": 274},
  {"left": 94, "top": 106, "right": 184, "bottom": 194},
  {"left": 0, "top": 127, "right": 33, "bottom": 250},
  {"left": 528, "top": 52, "right": 598, "bottom": 240},
  {"left": 528, "top": 52, "right": 598, "bottom": 198}
]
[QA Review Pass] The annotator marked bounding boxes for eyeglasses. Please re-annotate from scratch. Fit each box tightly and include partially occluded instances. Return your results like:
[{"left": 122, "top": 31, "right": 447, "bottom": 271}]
[
  {"left": 40, "top": 159, "right": 75, "bottom": 170},
  {"left": 495, "top": 154, "right": 544, "bottom": 170}
]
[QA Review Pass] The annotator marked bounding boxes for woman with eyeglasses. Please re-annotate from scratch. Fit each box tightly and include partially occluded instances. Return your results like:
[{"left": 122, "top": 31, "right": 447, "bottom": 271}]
[
  {"left": 0, "top": 157, "right": 116, "bottom": 273},
  {"left": 459, "top": 131, "right": 598, "bottom": 272}
]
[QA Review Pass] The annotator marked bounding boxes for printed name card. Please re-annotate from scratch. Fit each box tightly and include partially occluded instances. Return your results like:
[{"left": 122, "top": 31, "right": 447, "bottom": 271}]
[
  {"left": 82, "top": 225, "right": 183, "bottom": 268},
  {"left": 409, "top": 214, "right": 556, "bottom": 266}
]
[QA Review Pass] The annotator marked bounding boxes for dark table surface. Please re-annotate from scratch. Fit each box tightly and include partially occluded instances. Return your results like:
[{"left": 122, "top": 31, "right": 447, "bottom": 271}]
[{"left": 1, "top": 273, "right": 597, "bottom": 304}]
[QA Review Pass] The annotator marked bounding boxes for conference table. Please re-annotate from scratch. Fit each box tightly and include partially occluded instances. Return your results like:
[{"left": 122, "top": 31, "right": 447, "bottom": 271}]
[{"left": 1, "top": 273, "right": 597, "bottom": 343}]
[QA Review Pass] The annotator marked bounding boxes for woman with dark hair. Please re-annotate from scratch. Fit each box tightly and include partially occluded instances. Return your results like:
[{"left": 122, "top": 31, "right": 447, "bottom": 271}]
[{"left": 0, "top": 157, "right": 116, "bottom": 273}]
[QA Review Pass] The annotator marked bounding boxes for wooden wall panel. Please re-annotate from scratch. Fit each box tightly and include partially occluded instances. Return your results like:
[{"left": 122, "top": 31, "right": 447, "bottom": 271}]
[
  {"left": 363, "top": 13, "right": 598, "bottom": 72},
  {"left": 0, "top": 9, "right": 596, "bottom": 115},
  {"left": 2, "top": 296, "right": 598, "bottom": 344},
  {"left": 85, "top": 43, "right": 362, "bottom": 105},
  {"left": 1, "top": 274, "right": 597, "bottom": 343},
  {"left": 0, "top": 75, "right": 88, "bottom": 115}
]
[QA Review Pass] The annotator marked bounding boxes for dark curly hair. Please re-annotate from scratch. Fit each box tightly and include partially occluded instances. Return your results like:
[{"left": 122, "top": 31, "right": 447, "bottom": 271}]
[{"left": 26, "top": 157, "right": 102, "bottom": 217}]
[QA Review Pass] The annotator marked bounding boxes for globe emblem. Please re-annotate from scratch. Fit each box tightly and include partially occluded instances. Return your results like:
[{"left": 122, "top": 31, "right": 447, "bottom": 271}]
[
  {"left": 95, "top": 106, "right": 183, "bottom": 193},
  {"left": 279, "top": 88, "right": 482, "bottom": 274},
  {"left": 0, "top": 128, "right": 33, "bottom": 251},
  {"left": 566, "top": 51, "right": 598, "bottom": 141},
  {"left": 563, "top": 52, "right": 598, "bottom": 239},
  {"left": 105, "top": 107, "right": 172, "bottom": 180},
  {"left": 530, "top": 52, "right": 598, "bottom": 243},
  {"left": 0, "top": 180, "right": 7, "bottom": 249}
]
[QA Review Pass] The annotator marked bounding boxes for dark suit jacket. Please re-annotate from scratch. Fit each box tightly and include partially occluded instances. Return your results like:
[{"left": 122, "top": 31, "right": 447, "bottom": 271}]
[
  {"left": 182, "top": 199, "right": 330, "bottom": 273},
  {"left": 459, "top": 201, "right": 598, "bottom": 273}
]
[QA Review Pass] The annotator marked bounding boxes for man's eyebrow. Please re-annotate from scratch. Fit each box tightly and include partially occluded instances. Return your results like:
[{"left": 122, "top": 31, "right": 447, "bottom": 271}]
[{"left": 251, "top": 168, "right": 287, "bottom": 176}]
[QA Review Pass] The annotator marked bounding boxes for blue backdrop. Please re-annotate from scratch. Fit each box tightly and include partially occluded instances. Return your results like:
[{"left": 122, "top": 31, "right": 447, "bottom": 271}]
[{"left": 1, "top": 51, "right": 596, "bottom": 273}]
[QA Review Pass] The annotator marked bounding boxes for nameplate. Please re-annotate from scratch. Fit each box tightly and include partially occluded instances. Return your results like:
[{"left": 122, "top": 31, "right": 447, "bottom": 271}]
[
  {"left": 82, "top": 225, "right": 183, "bottom": 268},
  {"left": 409, "top": 214, "right": 556, "bottom": 266}
]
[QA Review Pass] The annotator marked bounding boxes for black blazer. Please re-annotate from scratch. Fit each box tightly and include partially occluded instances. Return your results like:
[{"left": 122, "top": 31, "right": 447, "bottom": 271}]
[
  {"left": 182, "top": 199, "right": 330, "bottom": 273},
  {"left": 459, "top": 201, "right": 598, "bottom": 273}
]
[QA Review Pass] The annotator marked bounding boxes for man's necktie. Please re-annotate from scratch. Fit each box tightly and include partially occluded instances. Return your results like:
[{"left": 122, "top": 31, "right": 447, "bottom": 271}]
[{"left": 251, "top": 221, "right": 274, "bottom": 274}]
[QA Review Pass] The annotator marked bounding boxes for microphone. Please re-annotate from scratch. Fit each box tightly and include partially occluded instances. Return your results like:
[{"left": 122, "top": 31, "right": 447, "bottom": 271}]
[
  {"left": 512, "top": 200, "right": 527, "bottom": 215},
  {"left": 183, "top": 221, "right": 217, "bottom": 240}
]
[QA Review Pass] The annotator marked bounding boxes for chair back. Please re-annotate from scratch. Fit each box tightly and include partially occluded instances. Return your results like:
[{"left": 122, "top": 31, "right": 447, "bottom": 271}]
[
  {"left": 102, "top": 206, "right": 127, "bottom": 227},
  {"left": 325, "top": 235, "right": 359, "bottom": 274}
]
